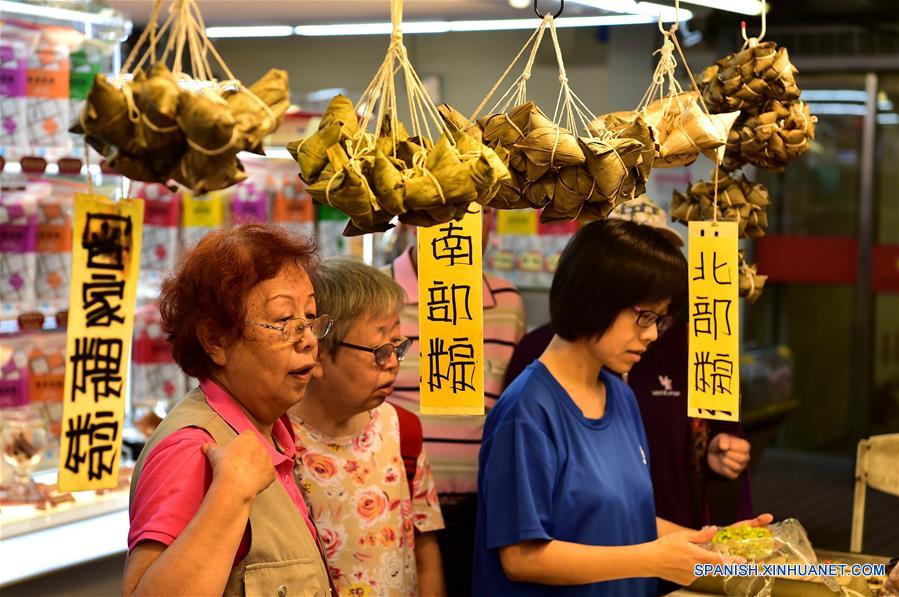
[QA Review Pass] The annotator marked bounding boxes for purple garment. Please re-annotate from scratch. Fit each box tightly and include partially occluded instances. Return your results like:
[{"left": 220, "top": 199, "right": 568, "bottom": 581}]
[
  {"left": 502, "top": 319, "right": 754, "bottom": 530},
  {"left": 627, "top": 318, "right": 753, "bottom": 527}
]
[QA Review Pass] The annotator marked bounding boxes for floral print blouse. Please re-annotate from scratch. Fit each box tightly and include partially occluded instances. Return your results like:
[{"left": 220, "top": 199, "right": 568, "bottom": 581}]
[{"left": 291, "top": 403, "right": 444, "bottom": 597}]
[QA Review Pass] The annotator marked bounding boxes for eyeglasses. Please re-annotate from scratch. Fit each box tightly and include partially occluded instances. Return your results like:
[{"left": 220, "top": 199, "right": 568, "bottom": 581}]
[
  {"left": 632, "top": 307, "right": 674, "bottom": 335},
  {"left": 248, "top": 315, "right": 333, "bottom": 343},
  {"left": 339, "top": 337, "right": 412, "bottom": 369}
]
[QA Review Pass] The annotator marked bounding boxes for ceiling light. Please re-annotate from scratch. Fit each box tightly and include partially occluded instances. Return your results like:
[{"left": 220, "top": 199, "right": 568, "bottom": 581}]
[
  {"left": 802, "top": 90, "right": 870, "bottom": 103},
  {"left": 205, "top": 26, "right": 295, "bottom": 38},
  {"left": 677, "top": 0, "right": 766, "bottom": 16},
  {"left": 508, "top": 0, "right": 532, "bottom": 8},
  {"left": 570, "top": 0, "right": 765, "bottom": 16},
  {"left": 557, "top": 1, "right": 686, "bottom": 20},
  {"left": 293, "top": 11, "right": 691, "bottom": 37}
]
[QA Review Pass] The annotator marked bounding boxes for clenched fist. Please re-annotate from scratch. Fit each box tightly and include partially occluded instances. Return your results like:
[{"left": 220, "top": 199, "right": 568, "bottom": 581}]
[{"left": 708, "top": 433, "right": 751, "bottom": 479}]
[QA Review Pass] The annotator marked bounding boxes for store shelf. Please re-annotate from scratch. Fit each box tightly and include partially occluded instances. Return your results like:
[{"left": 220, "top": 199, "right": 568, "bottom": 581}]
[
  {"left": 0, "top": 0, "right": 132, "bottom": 39},
  {"left": 1, "top": 485, "right": 128, "bottom": 540},
  {"left": 0, "top": 470, "right": 130, "bottom": 586},
  {"left": 0, "top": 506, "right": 129, "bottom": 586}
]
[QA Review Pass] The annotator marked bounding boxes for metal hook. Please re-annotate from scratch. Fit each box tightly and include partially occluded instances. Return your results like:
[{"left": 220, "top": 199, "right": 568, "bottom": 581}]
[
  {"left": 534, "top": 0, "right": 564, "bottom": 19},
  {"left": 741, "top": 1, "right": 767, "bottom": 44}
]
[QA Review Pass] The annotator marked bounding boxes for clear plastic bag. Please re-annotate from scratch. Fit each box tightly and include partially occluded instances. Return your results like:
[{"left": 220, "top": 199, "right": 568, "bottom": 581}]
[{"left": 714, "top": 518, "right": 841, "bottom": 597}]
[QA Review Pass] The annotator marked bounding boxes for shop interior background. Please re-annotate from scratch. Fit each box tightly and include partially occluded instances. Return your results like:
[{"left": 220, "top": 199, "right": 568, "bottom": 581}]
[{"left": 0, "top": 0, "right": 897, "bottom": 594}]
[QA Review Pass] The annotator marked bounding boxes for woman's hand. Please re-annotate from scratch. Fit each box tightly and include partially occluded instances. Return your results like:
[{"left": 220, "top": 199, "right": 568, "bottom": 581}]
[
  {"left": 202, "top": 430, "right": 276, "bottom": 503},
  {"left": 707, "top": 433, "right": 751, "bottom": 479},
  {"left": 645, "top": 527, "right": 730, "bottom": 586},
  {"left": 727, "top": 513, "right": 774, "bottom": 529}
]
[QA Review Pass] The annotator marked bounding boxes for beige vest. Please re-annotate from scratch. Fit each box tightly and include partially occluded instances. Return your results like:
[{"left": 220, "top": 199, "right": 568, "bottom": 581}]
[{"left": 131, "top": 388, "right": 332, "bottom": 597}]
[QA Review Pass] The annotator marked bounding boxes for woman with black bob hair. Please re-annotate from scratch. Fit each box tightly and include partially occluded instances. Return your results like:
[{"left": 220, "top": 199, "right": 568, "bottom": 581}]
[
  {"left": 551, "top": 218, "right": 688, "bottom": 342},
  {"left": 472, "top": 219, "right": 771, "bottom": 596}
]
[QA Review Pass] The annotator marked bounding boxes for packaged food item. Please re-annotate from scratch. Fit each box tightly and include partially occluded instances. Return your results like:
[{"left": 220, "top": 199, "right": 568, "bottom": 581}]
[
  {"left": 229, "top": 178, "right": 267, "bottom": 225},
  {"left": 180, "top": 189, "right": 226, "bottom": 249},
  {"left": 34, "top": 183, "right": 73, "bottom": 315},
  {"left": 316, "top": 204, "right": 353, "bottom": 258},
  {"left": 292, "top": 96, "right": 508, "bottom": 236},
  {"left": 270, "top": 161, "right": 315, "bottom": 239},
  {"left": 68, "top": 44, "right": 103, "bottom": 158},
  {"left": 0, "top": 334, "right": 30, "bottom": 408},
  {"left": 671, "top": 168, "right": 770, "bottom": 239},
  {"left": 131, "top": 305, "right": 185, "bottom": 438},
  {"left": 738, "top": 250, "right": 767, "bottom": 303},
  {"left": 72, "top": 59, "right": 289, "bottom": 193},
  {"left": 1, "top": 37, "right": 32, "bottom": 158},
  {"left": 26, "top": 40, "right": 71, "bottom": 156},
  {"left": 67, "top": 0, "right": 290, "bottom": 193},
  {"left": 699, "top": 40, "right": 816, "bottom": 172},
  {"left": 1, "top": 189, "right": 38, "bottom": 318},
  {"left": 26, "top": 329, "right": 66, "bottom": 404},
  {"left": 712, "top": 525, "right": 776, "bottom": 561},
  {"left": 134, "top": 182, "right": 180, "bottom": 303}
]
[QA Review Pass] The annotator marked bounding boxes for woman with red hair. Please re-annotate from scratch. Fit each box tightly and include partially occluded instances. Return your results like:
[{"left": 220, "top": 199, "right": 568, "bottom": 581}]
[{"left": 124, "top": 224, "right": 334, "bottom": 596}]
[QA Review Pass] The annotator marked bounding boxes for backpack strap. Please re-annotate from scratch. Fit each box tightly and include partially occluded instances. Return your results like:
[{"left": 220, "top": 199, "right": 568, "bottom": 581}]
[{"left": 393, "top": 403, "right": 423, "bottom": 497}]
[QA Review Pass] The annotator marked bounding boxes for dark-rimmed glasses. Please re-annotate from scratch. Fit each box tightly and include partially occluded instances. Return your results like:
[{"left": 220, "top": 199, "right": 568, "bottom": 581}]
[
  {"left": 247, "top": 315, "right": 333, "bottom": 343},
  {"left": 339, "top": 337, "right": 412, "bottom": 368},
  {"left": 632, "top": 307, "right": 673, "bottom": 335}
]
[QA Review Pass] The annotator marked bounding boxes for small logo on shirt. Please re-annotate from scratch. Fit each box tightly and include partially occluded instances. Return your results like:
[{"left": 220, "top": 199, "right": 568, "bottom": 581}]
[
  {"left": 652, "top": 375, "right": 681, "bottom": 398},
  {"left": 639, "top": 445, "right": 647, "bottom": 465}
]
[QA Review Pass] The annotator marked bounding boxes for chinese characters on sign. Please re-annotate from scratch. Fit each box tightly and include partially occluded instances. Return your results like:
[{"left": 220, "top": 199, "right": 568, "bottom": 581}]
[
  {"left": 58, "top": 194, "right": 143, "bottom": 491},
  {"left": 418, "top": 209, "right": 485, "bottom": 415},
  {"left": 687, "top": 221, "right": 740, "bottom": 422}
]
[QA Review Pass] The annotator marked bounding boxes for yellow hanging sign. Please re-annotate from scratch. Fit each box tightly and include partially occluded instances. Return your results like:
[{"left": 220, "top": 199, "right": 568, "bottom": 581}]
[
  {"left": 417, "top": 208, "right": 485, "bottom": 416},
  {"left": 687, "top": 221, "right": 740, "bottom": 422},
  {"left": 58, "top": 194, "right": 144, "bottom": 491}
]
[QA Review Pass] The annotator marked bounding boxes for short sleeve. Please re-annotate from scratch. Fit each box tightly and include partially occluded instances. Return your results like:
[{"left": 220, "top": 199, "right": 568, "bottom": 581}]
[
  {"left": 481, "top": 417, "right": 557, "bottom": 550},
  {"left": 411, "top": 447, "right": 445, "bottom": 533},
  {"left": 128, "top": 428, "right": 214, "bottom": 551}
]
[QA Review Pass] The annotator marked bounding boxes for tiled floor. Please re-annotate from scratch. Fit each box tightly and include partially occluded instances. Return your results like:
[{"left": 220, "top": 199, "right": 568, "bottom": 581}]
[{"left": 751, "top": 448, "right": 899, "bottom": 557}]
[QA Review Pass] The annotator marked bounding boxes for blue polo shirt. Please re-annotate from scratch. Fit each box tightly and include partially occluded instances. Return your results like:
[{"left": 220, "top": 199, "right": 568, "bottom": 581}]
[{"left": 473, "top": 361, "right": 658, "bottom": 596}]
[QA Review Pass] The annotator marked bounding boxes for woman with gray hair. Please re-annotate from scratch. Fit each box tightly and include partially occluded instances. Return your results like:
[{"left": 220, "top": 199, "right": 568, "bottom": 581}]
[{"left": 289, "top": 257, "right": 446, "bottom": 597}]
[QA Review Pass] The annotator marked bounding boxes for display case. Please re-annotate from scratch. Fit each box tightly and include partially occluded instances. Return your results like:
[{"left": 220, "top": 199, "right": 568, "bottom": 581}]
[{"left": 0, "top": 2, "right": 133, "bottom": 588}]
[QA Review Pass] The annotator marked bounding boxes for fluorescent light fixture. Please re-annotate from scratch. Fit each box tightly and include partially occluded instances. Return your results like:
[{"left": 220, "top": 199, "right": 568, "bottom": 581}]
[
  {"left": 802, "top": 90, "right": 870, "bottom": 103},
  {"left": 572, "top": 0, "right": 753, "bottom": 17},
  {"left": 508, "top": 0, "right": 532, "bottom": 8},
  {"left": 677, "top": 0, "right": 766, "bottom": 16},
  {"left": 0, "top": 0, "right": 128, "bottom": 26},
  {"left": 205, "top": 25, "right": 295, "bottom": 38},
  {"left": 806, "top": 102, "right": 899, "bottom": 118},
  {"left": 806, "top": 103, "right": 867, "bottom": 116},
  {"left": 568, "top": 0, "right": 684, "bottom": 19},
  {"left": 293, "top": 11, "right": 691, "bottom": 37},
  {"left": 801, "top": 90, "right": 894, "bottom": 112},
  {"left": 205, "top": 2, "right": 693, "bottom": 39},
  {"left": 878, "top": 113, "right": 899, "bottom": 125}
]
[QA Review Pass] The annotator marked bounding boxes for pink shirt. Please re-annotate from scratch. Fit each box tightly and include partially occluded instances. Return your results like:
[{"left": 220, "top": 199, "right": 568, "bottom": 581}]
[
  {"left": 128, "top": 379, "right": 317, "bottom": 561},
  {"left": 385, "top": 247, "right": 526, "bottom": 495}
]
